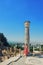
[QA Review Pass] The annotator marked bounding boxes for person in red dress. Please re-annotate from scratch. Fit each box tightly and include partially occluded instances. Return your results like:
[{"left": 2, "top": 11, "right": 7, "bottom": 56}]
[{"left": 23, "top": 44, "right": 29, "bottom": 56}]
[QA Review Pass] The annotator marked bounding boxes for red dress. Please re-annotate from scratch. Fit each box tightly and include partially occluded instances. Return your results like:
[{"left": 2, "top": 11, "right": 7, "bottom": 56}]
[{"left": 23, "top": 45, "right": 29, "bottom": 55}]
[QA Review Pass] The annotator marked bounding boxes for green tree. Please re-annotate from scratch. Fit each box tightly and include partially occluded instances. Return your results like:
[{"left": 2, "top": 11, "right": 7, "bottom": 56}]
[{"left": 0, "top": 33, "right": 10, "bottom": 47}]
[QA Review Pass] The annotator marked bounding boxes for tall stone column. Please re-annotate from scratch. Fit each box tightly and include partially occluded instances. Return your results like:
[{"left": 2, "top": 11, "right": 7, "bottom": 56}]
[
  {"left": 24, "top": 21, "right": 30, "bottom": 52},
  {"left": 23, "top": 21, "right": 30, "bottom": 55}
]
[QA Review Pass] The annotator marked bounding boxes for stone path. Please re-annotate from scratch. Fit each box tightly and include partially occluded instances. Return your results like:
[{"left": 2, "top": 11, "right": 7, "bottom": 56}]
[
  {"left": 8, "top": 56, "right": 26, "bottom": 65},
  {"left": 0, "top": 54, "right": 20, "bottom": 65},
  {"left": 9, "top": 56, "right": 43, "bottom": 65},
  {"left": 0, "top": 55, "right": 43, "bottom": 65},
  {"left": 25, "top": 57, "right": 43, "bottom": 65}
]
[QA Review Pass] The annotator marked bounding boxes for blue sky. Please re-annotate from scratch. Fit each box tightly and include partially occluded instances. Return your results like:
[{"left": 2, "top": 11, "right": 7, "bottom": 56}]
[{"left": 0, "top": 0, "right": 43, "bottom": 42}]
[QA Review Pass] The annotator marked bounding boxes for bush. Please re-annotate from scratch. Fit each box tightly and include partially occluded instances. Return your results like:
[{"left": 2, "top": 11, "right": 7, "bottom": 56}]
[
  {"left": 41, "top": 45, "right": 43, "bottom": 51},
  {"left": 30, "top": 46, "right": 33, "bottom": 52}
]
